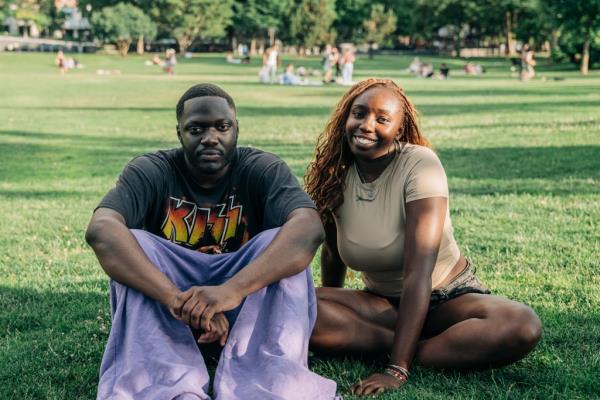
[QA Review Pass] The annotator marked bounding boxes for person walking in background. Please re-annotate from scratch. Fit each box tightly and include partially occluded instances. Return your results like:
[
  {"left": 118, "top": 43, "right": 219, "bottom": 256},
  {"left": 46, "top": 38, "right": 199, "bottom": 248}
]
[
  {"left": 332, "top": 47, "right": 341, "bottom": 81},
  {"left": 263, "top": 44, "right": 280, "bottom": 84},
  {"left": 322, "top": 44, "right": 334, "bottom": 83},
  {"left": 341, "top": 48, "right": 355, "bottom": 85},
  {"left": 520, "top": 44, "right": 536, "bottom": 81}
]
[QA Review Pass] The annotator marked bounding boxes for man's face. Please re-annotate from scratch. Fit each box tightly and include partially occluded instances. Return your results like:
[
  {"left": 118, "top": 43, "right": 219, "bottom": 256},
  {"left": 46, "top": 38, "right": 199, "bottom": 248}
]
[{"left": 177, "top": 96, "right": 238, "bottom": 178}]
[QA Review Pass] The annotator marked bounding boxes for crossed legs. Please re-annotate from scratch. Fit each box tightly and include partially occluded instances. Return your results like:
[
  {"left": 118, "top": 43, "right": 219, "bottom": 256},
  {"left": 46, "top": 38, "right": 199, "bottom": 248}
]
[{"left": 310, "top": 288, "right": 542, "bottom": 369}]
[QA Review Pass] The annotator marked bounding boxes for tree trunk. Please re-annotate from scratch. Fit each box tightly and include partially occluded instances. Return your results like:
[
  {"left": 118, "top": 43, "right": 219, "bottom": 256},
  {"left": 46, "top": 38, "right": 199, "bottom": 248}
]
[
  {"left": 581, "top": 33, "right": 590, "bottom": 75},
  {"left": 177, "top": 36, "right": 191, "bottom": 54},
  {"left": 454, "top": 34, "right": 461, "bottom": 58},
  {"left": 550, "top": 28, "right": 560, "bottom": 59},
  {"left": 137, "top": 36, "right": 144, "bottom": 55},
  {"left": 117, "top": 39, "right": 131, "bottom": 56},
  {"left": 231, "top": 36, "right": 237, "bottom": 54},
  {"left": 368, "top": 42, "right": 374, "bottom": 59},
  {"left": 258, "top": 39, "right": 265, "bottom": 55},
  {"left": 250, "top": 38, "right": 257, "bottom": 55},
  {"left": 505, "top": 11, "right": 516, "bottom": 56}
]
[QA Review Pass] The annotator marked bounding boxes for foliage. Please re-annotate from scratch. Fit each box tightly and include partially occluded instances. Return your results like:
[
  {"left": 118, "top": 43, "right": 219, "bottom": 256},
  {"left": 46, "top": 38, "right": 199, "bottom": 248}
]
[
  {"left": 289, "top": 0, "right": 337, "bottom": 48},
  {"left": 231, "top": 0, "right": 292, "bottom": 42},
  {"left": 363, "top": 4, "right": 397, "bottom": 47},
  {"left": 542, "top": 0, "right": 600, "bottom": 73},
  {"left": 332, "top": 0, "right": 370, "bottom": 42},
  {"left": 5, "top": 0, "right": 51, "bottom": 30},
  {"left": 91, "top": 3, "right": 156, "bottom": 56},
  {"left": 170, "top": 0, "right": 234, "bottom": 53}
]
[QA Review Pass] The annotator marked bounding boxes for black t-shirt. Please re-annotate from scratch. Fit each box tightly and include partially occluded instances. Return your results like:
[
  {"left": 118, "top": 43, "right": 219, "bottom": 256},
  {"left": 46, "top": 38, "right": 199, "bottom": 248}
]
[{"left": 97, "top": 147, "right": 315, "bottom": 254}]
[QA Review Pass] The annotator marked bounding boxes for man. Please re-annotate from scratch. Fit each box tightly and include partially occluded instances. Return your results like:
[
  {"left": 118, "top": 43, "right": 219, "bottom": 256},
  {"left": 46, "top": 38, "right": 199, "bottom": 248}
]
[{"left": 86, "top": 83, "right": 336, "bottom": 399}]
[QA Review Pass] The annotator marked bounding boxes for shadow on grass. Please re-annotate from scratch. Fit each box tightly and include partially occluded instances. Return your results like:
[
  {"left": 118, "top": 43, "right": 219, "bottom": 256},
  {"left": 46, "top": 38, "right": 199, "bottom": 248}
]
[
  {"left": 0, "top": 284, "right": 108, "bottom": 399},
  {"left": 1, "top": 130, "right": 598, "bottom": 196},
  {"left": 418, "top": 99, "right": 600, "bottom": 117}
]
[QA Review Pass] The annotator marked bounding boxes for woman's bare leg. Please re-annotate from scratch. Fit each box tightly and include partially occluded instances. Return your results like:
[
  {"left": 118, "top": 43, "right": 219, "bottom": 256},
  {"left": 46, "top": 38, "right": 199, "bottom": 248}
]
[
  {"left": 310, "top": 288, "right": 396, "bottom": 353},
  {"left": 310, "top": 289, "right": 542, "bottom": 369},
  {"left": 416, "top": 294, "right": 542, "bottom": 369}
]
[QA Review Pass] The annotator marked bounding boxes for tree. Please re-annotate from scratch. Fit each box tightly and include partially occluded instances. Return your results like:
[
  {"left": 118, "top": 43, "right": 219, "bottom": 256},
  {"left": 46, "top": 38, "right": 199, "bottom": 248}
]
[
  {"left": 543, "top": 0, "right": 600, "bottom": 74},
  {"left": 363, "top": 4, "right": 397, "bottom": 58},
  {"left": 432, "top": 0, "right": 481, "bottom": 56},
  {"left": 4, "top": 0, "right": 51, "bottom": 36},
  {"left": 171, "top": 0, "right": 234, "bottom": 53},
  {"left": 289, "top": 0, "right": 336, "bottom": 50},
  {"left": 91, "top": 3, "right": 156, "bottom": 56},
  {"left": 231, "top": 0, "right": 292, "bottom": 53},
  {"left": 332, "top": 0, "right": 370, "bottom": 43}
]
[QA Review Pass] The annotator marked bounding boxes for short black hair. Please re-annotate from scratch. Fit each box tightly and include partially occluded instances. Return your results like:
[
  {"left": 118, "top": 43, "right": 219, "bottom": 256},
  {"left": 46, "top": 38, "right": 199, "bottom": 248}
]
[{"left": 176, "top": 83, "right": 236, "bottom": 121}]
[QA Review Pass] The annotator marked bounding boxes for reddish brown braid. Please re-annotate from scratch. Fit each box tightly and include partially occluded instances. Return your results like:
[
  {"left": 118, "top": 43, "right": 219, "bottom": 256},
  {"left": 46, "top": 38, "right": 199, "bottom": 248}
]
[{"left": 305, "top": 78, "right": 430, "bottom": 224}]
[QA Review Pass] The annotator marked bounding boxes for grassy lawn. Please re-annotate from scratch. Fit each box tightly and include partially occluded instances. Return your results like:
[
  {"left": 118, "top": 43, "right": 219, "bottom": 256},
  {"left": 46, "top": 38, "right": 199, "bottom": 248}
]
[{"left": 0, "top": 51, "right": 598, "bottom": 399}]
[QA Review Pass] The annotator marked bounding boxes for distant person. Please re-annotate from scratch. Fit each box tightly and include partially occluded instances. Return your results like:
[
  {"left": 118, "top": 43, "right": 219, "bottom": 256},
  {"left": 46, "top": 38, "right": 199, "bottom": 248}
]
[
  {"left": 281, "top": 64, "right": 301, "bottom": 85},
  {"left": 440, "top": 63, "right": 450, "bottom": 79},
  {"left": 520, "top": 44, "right": 536, "bottom": 81},
  {"left": 341, "top": 48, "right": 355, "bottom": 85},
  {"left": 305, "top": 78, "right": 542, "bottom": 397},
  {"left": 322, "top": 44, "right": 334, "bottom": 83},
  {"left": 332, "top": 47, "right": 341, "bottom": 81},
  {"left": 407, "top": 57, "right": 422, "bottom": 75},
  {"left": 163, "top": 49, "right": 177, "bottom": 74},
  {"left": 226, "top": 53, "right": 242, "bottom": 64},
  {"left": 55, "top": 50, "right": 66, "bottom": 73},
  {"left": 241, "top": 44, "right": 250, "bottom": 63},
  {"left": 55, "top": 50, "right": 80, "bottom": 73},
  {"left": 152, "top": 48, "right": 177, "bottom": 74},
  {"left": 464, "top": 62, "right": 484, "bottom": 75},
  {"left": 86, "top": 83, "right": 336, "bottom": 399},
  {"left": 420, "top": 63, "right": 434, "bottom": 78},
  {"left": 263, "top": 45, "right": 280, "bottom": 84}
]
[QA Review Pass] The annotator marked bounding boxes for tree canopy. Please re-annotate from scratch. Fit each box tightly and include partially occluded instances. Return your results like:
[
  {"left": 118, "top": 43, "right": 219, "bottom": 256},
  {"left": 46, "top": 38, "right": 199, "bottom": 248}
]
[
  {"left": 91, "top": 2, "right": 156, "bottom": 55},
  {"left": 9, "top": 0, "right": 600, "bottom": 72}
]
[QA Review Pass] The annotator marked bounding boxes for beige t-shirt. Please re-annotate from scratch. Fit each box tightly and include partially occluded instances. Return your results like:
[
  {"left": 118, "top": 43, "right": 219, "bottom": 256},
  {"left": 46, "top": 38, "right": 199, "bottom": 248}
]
[{"left": 333, "top": 144, "right": 460, "bottom": 297}]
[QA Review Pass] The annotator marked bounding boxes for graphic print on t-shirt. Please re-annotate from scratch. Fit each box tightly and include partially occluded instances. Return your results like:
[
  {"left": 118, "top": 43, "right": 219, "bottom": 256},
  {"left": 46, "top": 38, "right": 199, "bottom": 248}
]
[{"left": 161, "top": 194, "right": 250, "bottom": 253}]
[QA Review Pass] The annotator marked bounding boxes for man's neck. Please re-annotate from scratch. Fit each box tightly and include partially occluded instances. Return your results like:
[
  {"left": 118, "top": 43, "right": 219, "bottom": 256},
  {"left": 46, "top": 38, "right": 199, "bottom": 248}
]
[{"left": 183, "top": 156, "right": 232, "bottom": 190}]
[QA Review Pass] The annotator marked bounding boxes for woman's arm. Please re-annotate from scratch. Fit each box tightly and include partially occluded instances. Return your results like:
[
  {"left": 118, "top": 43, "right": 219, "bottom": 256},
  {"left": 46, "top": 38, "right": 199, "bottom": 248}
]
[
  {"left": 321, "top": 221, "right": 347, "bottom": 287},
  {"left": 351, "top": 196, "right": 447, "bottom": 396},
  {"left": 390, "top": 197, "right": 447, "bottom": 368}
]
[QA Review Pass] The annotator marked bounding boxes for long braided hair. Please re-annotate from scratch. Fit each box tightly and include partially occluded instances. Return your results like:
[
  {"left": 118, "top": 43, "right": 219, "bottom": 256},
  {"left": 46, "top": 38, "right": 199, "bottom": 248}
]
[{"left": 305, "top": 78, "right": 430, "bottom": 225}]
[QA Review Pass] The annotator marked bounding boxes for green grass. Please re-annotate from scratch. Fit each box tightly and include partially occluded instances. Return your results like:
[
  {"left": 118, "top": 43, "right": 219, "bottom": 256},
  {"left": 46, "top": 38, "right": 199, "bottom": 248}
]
[{"left": 0, "top": 52, "right": 599, "bottom": 399}]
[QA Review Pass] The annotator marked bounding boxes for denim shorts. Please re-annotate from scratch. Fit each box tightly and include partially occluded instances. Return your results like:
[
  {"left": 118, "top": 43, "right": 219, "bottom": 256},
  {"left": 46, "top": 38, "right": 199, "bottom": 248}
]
[{"left": 365, "top": 261, "right": 491, "bottom": 312}]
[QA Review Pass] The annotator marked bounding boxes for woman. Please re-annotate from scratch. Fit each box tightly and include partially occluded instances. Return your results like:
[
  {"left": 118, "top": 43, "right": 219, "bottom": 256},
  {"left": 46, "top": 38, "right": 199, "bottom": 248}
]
[{"left": 305, "top": 79, "right": 542, "bottom": 396}]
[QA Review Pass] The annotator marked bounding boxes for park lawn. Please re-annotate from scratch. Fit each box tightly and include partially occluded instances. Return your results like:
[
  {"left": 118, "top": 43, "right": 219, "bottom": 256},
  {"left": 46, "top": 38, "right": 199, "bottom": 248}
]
[{"left": 0, "top": 52, "right": 598, "bottom": 399}]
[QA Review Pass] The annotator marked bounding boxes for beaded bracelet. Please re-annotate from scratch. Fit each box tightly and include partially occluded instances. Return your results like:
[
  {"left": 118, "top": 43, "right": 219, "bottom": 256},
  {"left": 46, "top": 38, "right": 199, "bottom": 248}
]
[{"left": 384, "top": 364, "right": 409, "bottom": 383}]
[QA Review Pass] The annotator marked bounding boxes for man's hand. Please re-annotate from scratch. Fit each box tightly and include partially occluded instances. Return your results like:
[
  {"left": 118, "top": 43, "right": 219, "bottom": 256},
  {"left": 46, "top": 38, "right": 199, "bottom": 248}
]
[
  {"left": 196, "top": 312, "right": 229, "bottom": 346},
  {"left": 350, "top": 373, "right": 405, "bottom": 397},
  {"left": 174, "top": 284, "right": 244, "bottom": 331}
]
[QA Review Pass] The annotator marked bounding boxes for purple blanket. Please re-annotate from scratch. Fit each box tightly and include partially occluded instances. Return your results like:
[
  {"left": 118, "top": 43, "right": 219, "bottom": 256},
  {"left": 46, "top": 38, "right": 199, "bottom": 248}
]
[{"left": 97, "top": 228, "right": 337, "bottom": 400}]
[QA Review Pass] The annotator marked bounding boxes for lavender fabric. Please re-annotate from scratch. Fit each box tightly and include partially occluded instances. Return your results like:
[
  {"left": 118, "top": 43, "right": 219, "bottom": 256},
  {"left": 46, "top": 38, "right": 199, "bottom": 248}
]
[{"left": 97, "top": 228, "right": 337, "bottom": 400}]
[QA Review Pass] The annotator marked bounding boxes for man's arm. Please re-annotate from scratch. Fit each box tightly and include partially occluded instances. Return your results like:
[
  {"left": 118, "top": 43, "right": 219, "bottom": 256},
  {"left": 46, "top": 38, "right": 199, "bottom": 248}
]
[
  {"left": 179, "top": 207, "right": 325, "bottom": 331},
  {"left": 85, "top": 207, "right": 185, "bottom": 316}
]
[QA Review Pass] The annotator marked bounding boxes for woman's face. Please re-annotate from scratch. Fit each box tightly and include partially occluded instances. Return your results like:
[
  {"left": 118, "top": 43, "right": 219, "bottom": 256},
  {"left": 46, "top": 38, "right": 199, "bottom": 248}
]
[{"left": 345, "top": 86, "right": 404, "bottom": 161}]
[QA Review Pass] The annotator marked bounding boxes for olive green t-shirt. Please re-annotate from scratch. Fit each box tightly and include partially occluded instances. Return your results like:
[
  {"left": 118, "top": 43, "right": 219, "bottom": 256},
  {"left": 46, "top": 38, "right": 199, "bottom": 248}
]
[{"left": 334, "top": 144, "right": 460, "bottom": 297}]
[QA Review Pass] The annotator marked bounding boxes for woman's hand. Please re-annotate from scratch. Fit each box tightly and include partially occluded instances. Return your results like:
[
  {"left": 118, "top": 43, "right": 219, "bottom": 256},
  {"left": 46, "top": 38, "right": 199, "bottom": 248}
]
[{"left": 350, "top": 372, "right": 405, "bottom": 397}]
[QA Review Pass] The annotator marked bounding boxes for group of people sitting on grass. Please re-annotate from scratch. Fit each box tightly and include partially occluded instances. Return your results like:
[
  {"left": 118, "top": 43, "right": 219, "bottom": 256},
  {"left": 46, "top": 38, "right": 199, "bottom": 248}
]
[
  {"left": 55, "top": 50, "right": 82, "bottom": 73},
  {"left": 86, "top": 80, "right": 542, "bottom": 399}
]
